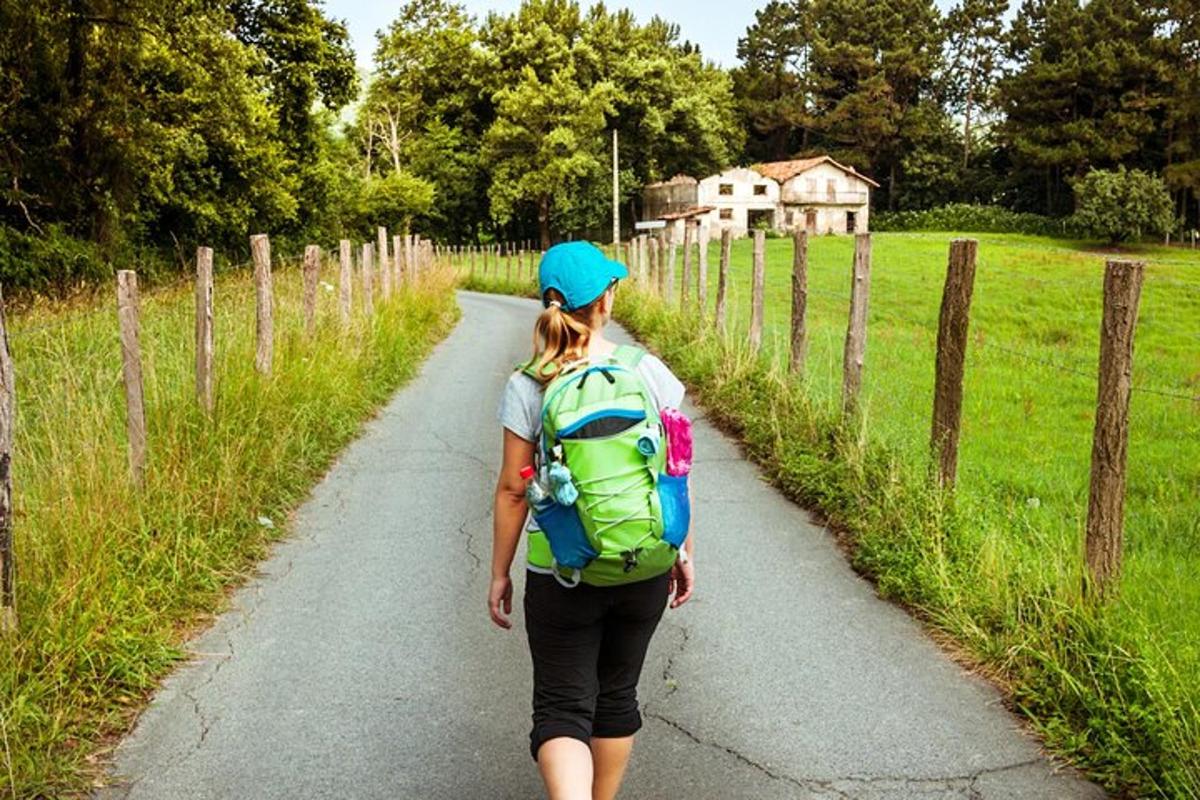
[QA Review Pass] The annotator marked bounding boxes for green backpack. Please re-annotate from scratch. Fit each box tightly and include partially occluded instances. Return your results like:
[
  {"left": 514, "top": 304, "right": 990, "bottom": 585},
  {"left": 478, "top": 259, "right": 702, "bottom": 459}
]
[{"left": 521, "top": 345, "right": 690, "bottom": 588}]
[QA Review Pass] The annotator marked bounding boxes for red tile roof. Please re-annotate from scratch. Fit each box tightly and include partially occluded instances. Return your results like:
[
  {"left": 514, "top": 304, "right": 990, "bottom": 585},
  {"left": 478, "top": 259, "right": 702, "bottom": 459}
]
[{"left": 752, "top": 156, "right": 880, "bottom": 188}]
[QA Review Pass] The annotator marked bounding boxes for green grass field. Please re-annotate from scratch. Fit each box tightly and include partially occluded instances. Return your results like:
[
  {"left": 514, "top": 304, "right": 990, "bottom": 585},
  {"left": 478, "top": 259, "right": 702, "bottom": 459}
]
[
  {"left": 608, "top": 231, "right": 1199, "bottom": 796},
  {"left": 0, "top": 259, "right": 458, "bottom": 796}
]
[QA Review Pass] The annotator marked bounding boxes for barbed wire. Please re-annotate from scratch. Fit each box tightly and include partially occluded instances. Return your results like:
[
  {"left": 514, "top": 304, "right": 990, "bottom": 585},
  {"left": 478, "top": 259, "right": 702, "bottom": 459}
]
[{"left": 981, "top": 341, "right": 1199, "bottom": 403}]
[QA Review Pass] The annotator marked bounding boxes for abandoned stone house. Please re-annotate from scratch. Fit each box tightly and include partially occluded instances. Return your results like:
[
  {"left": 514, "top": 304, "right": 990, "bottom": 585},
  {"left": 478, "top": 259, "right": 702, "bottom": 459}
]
[{"left": 642, "top": 156, "right": 878, "bottom": 239}]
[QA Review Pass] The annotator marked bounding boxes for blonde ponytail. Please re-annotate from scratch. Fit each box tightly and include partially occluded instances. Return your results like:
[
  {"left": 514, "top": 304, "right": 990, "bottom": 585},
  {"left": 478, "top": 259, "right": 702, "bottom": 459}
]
[{"left": 529, "top": 289, "right": 596, "bottom": 384}]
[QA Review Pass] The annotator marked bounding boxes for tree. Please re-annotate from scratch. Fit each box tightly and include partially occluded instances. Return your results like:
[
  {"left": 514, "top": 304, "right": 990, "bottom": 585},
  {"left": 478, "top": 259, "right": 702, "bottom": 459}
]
[
  {"left": 483, "top": 62, "right": 615, "bottom": 248},
  {"left": 363, "top": 0, "right": 488, "bottom": 242},
  {"left": 1070, "top": 167, "right": 1175, "bottom": 243},
  {"left": 996, "top": 0, "right": 1170, "bottom": 215},
  {"left": 943, "top": 0, "right": 1008, "bottom": 170},
  {"left": 1163, "top": 0, "right": 1200, "bottom": 230},
  {"left": 732, "top": 1, "right": 815, "bottom": 162}
]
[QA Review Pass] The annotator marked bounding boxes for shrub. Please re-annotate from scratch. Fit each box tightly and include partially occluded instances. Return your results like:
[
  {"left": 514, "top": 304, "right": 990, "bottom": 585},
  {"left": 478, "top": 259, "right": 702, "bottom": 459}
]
[
  {"left": 0, "top": 224, "right": 111, "bottom": 292},
  {"left": 873, "top": 204, "right": 1080, "bottom": 236},
  {"left": 1070, "top": 167, "right": 1175, "bottom": 244}
]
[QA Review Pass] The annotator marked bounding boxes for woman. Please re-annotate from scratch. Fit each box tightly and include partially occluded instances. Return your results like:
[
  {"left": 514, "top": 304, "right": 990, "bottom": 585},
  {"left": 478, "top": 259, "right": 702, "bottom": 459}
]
[{"left": 490, "top": 241, "right": 694, "bottom": 800}]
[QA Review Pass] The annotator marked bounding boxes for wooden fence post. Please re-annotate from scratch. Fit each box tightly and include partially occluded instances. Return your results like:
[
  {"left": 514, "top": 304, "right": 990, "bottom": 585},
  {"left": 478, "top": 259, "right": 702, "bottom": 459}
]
[
  {"left": 408, "top": 235, "right": 417, "bottom": 283},
  {"left": 506, "top": 243, "right": 513, "bottom": 281},
  {"left": 1085, "top": 259, "right": 1145, "bottom": 595},
  {"left": 648, "top": 233, "right": 659, "bottom": 291},
  {"left": 790, "top": 229, "right": 809, "bottom": 375},
  {"left": 378, "top": 227, "right": 391, "bottom": 300},
  {"left": 842, "top": 233, "right": 872, "bottom": 414},
  {"left": 930, "top": 239, "right": 978, "bottom": 486},
  {"left": 0, "top": 287, "right": 15, "bottom": 631},
  {"left": 303, "top": 244, "right": 320, "bottom": 338},
  {"left": 339, "top": 239, "right": 352, "bottom": 326},
  {"left": 681, "top": 222, "right": 694, "bottom": 307},
  {"left": 250, "top": 234, "right": 273, "bottom": 375},
  {"left": 470, "top": 245, "right": 477, "bottom": 278},
  {"left": 362, "top": 242, "right": 374, "bottom": 316},
  {"left": 666, "top": 232, "right": 678, "bottom": 303},
  {"left": 748, "top": 230, "right": 766, "bottom": 353},
  {"left": 696, "top": 222, "right": 709, "bottom": 314},
  {"left": 714, "top": 228, "right": 731, "bottom": 331},
  {"left": 656, "top": 235, "right": 667, "bottom": 298},
  {"left": 398, "top": 235, "right": 408, "bottom": 287},
  {"left": 195, "top": 247, "right": 215, "bottom": 413},
  {"left": 117, "top": 270, "right": 147, "bottom": 485}
]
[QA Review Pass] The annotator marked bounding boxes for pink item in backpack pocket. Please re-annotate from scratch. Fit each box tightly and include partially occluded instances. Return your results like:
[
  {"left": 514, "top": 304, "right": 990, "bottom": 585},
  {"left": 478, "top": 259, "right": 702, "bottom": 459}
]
[{"left": 661, "top": 408, "right": 693, "bottom": 476}]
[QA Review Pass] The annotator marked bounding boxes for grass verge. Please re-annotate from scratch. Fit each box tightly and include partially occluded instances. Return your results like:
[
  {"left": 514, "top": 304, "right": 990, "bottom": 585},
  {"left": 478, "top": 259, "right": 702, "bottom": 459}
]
[{"left": 1, "top": 260, "right": 459, "bottom": 797}]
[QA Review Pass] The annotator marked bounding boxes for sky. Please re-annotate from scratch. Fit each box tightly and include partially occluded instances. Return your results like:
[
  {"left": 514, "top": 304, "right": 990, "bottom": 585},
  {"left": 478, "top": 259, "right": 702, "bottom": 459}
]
[{"left": 323, "top": 0, "right": 765, "bottom": 72}]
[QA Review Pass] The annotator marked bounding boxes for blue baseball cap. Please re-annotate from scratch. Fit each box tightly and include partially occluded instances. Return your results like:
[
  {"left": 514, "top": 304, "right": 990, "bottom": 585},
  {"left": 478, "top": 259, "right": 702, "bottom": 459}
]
[{"left": 538, "top": 242, "right": 628, "bottom": 311}]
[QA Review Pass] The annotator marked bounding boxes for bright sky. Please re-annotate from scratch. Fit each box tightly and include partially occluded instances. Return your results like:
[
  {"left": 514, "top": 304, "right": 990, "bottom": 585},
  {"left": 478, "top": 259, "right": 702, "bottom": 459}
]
[{"left": 324, "top": 0, "right": 766, "bottom": 71}]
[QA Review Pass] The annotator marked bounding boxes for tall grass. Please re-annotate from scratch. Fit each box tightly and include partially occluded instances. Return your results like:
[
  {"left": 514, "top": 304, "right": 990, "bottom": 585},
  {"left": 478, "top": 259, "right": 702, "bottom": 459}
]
[{"left": 0, "top": 258, "right": 459, "bottom": 797}]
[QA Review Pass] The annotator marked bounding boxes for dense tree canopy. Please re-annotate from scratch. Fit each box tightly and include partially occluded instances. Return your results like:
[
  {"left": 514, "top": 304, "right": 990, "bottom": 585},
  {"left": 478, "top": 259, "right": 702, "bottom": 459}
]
[
  {"left": 358, "top": 0, "right": 742, "bottom": 245},
  {"left": 0, "top": 0, "right": 370, "bottom": 284},
  {"left": 4, "top": 0, "right": 1200, "bottom": 289}
]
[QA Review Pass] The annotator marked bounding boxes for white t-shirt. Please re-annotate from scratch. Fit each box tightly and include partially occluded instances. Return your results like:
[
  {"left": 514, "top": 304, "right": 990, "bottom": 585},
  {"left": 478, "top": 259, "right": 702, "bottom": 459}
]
[{"left": 496, "top": 351, "right": 685, "bottom": 444}]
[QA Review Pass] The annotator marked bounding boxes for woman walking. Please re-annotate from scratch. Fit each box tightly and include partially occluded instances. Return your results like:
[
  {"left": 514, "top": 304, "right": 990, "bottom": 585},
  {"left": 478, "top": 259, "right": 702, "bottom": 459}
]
[{"left": 490, "top": 241, "right": 695, "bottom": 800}]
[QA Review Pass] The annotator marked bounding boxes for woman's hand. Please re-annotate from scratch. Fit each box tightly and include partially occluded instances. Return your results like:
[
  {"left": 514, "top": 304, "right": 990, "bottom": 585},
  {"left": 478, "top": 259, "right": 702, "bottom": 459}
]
[
  {"left": 489, "top": 573, "right": 514, "bottom": 629},
  {"left": 667, "top": 558, "right": 694, "bottom": 609}
]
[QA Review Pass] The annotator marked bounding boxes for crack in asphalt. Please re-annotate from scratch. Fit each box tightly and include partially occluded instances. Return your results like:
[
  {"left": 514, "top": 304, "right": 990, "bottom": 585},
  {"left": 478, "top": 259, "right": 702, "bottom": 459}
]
[
  {"left": 649, "top": 705, "right": 1052, "bottom": 800},
  {"left": 645, "top": 711, "right": 852, "bottom": 799},
  {"left": 643, "top": 620, "right": 1048, "bottom": 800},
  {"left": 431, "top": 430, "right": 494, "bottom": 475},
  {"left": 457, "top": 503, "right": 494, "bottom": 576},
  {"left": 654, "top": 622, "right": 690, "bottom": 702}
]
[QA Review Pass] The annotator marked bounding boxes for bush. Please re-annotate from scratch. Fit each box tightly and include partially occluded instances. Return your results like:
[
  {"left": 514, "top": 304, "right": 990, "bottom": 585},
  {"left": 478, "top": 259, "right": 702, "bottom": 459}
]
[
  {"left": 873, "top": 204, "right": 1080, "bottom": 236},
  {"left": 0, "top": 224, "right": 111, "bottom": 293},
  {"left": 1070, "top": 167, "right": 1175, "bottom": 244}
]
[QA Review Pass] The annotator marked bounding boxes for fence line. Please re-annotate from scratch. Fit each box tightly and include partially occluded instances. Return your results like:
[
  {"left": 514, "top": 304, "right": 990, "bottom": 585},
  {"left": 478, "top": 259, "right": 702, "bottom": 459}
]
[{"left": 0, "top": 226, "right": 443, "bottom": 628}]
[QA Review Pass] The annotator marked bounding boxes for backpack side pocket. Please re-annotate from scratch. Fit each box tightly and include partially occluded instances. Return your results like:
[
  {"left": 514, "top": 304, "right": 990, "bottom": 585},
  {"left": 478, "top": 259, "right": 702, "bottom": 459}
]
[
  {"left": 531, "top": 502, "right": 598, "bottom": 570},
  {"left": 656, "top": 473, "right": 690, "bottom": 549}
]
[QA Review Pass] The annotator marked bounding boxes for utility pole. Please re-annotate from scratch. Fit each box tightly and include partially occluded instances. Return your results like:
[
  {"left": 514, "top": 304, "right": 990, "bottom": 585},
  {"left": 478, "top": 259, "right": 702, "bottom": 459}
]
[{"left": 612, "top": 129, "right": 620, "bottom": 251}]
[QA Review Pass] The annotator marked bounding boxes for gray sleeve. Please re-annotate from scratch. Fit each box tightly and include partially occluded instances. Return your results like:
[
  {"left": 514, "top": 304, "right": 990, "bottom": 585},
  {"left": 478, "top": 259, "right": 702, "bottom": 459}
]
[
  {"left": 496, "top": 372, "right": 542, "bottom": 442},
  {"left": 638, "top": 353, "right": 685, "bottom": 411}
]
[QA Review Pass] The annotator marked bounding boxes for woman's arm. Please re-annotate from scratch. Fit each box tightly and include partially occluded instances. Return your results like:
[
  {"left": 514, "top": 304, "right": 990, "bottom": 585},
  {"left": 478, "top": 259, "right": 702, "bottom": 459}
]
[{"left": 489, "top": 429, "right": 536, "bottom": 629}]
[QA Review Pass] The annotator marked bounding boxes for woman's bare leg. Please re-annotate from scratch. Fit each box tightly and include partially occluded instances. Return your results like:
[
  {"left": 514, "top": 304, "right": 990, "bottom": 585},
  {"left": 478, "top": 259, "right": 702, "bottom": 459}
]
[
  {"left": 590, "top": 735, "right": 634, "bottom": 800},
  {"left": 538, "top": 737, "right": 594, "bottom": 800}
]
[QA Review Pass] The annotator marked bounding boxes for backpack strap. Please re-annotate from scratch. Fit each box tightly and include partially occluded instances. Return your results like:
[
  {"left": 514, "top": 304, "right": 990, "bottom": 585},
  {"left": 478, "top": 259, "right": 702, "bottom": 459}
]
[{"left": 612, "top": 344, "right": 645, "bottom": 369}]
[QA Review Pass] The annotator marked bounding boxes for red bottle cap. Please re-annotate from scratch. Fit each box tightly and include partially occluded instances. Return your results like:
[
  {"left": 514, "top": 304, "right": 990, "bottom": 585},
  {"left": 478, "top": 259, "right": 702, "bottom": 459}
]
[{"left": 519, "top": 465, "right": 535, "bottom": 480}]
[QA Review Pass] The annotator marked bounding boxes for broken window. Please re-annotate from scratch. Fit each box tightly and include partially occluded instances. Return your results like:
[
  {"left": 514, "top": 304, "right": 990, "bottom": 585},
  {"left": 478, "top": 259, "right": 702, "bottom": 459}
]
[
  {"left": 719, "top": 183, "right": 733, "bottom": 196},
  {"left": 753, "top": 184, "right": 768, "bottom": 196}
]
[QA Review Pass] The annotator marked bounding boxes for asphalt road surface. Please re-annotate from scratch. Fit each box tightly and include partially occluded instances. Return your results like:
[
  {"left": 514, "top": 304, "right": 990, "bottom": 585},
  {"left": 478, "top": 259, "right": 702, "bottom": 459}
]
[{"left": 99, "top": 291, "right": 1106, "bottom": 799}]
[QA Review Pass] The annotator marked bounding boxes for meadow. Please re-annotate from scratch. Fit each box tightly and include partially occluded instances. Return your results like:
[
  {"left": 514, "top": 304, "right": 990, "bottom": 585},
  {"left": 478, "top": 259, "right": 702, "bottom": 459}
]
[
  {"left": 459, "top": 231, "right": 1200, "bottom": 796},
  {"left": 0, "top": 257, "right": 458, "bottom": 796}
]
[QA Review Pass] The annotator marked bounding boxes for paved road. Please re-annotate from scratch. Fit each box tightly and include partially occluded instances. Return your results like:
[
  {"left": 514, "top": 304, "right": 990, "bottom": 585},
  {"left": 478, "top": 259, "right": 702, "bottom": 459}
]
[{"left": 99, "top": 291, "right": 1105, "bottom": 799}]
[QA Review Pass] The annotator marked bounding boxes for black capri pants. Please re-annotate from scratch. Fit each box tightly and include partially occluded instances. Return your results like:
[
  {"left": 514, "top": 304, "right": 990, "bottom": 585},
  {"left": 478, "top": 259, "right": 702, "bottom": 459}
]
[{"left": 523, "top": 569, "right": 670, "bottom": 761}]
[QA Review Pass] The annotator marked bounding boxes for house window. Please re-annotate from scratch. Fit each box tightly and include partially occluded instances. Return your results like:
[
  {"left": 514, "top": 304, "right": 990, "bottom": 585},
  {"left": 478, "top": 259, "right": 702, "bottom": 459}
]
[
  {"left": 785, "top": 211, "right": 794, "bottom": 225},
  {"left": 753, "top": 184, "right": 768, "bottom": 196},
  {"left": 719, "top": 183, "right": 733, "bottom": 196},
  {"left": 806, "top": 178, "right": 817, "bottom": 194},
  {"left": 719, "top": 209, "right": 733, "bottom": 220},
  {"left": 826, "top": 179, "right": 837, "bottom": 200}
]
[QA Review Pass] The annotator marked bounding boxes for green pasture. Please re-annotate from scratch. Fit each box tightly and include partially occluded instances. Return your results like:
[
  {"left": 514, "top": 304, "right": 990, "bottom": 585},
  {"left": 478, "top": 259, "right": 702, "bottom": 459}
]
[{"left": 680, "top": 232, "right": 1199, "bottom": 661}]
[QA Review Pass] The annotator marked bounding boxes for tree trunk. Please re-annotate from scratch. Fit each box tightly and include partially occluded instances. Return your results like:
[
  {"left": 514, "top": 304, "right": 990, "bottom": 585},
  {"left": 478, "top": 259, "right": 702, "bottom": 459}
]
[
  {"left": 962, "top": 87, "right": 974, "bottom": 171},
  {"left": 538, "top": 195, "right": 552, "bottom": 250}
]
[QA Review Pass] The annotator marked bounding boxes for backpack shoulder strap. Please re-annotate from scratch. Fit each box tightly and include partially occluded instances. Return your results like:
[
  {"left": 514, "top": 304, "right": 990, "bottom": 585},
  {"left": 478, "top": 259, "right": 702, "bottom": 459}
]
[{"left": 612, "top": 344, "right": 645, "bottom": 369}]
